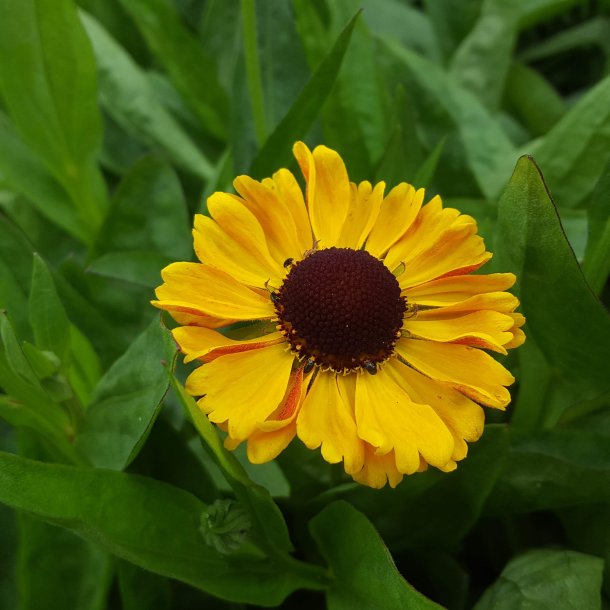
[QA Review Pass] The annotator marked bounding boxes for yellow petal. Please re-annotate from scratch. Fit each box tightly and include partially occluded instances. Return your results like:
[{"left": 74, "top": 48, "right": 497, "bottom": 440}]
[
  {"left": 414, "top": 292, "right": 520, "bottom": 316},
  {"left": 153, "top": 262, "right": 275, "bottom": 320},
  {"left": 384, "top": 196, "right": 468, "bottom": 270},
  {"left": 392, "top": 362, "right": 484, "bottom": 446},
  {"left": 296, "top": 372, "right": 364, "bottom": 474},
  {"left": 352, "top": 444, "right": 404, "bottom": 489},
  {"left": 233, "top": 175, "right": 304, "bottom": 264},
  {"left": 405, "top": 310, "right": 516, "bottom": 353},
  {"left": 398, "top": 229, "right": 492, "bottom": 289},
  {"left": 336, "top": 181, "right": 384, "bottom": 249},
  {"left": 396, "top": 339, "right": 514, "bottom": 409},
  {"left": 355, "top": 363, "right": 455, "bottom": 473},
  {"left": 293, "top": 141, "right": 350, "bottom": 248},
  {"left": 366, "top": 183, "right": 422, "bottom": 258},
  {"left": 194, "top": 205, "right": 283, "bottom": 287},
  {"left": 158, "top": 308, "right": 235, "bottom": 329},
  {"left": 505, "top": 312, "right": 526, "bottom": 349},
  {"left": 172, "top": 326, "right": 284, "bottom": 363},
  {"left": 186, "top": 343, "right": 293, "bottom": 440},
  {"left": 404, "top": 273, "right": 516, "bottom": 306},
  {"left": 247, "top": 423, "right": 297, "bottom": 464},
  {"left": 262, "top": 168, "right": 313, "bottom": 255}
]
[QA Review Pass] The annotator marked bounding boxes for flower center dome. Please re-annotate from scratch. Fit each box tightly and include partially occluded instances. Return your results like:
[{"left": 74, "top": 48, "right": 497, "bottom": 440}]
[{"left": 274, "top": 247, "right": 406, "bottom": 373}]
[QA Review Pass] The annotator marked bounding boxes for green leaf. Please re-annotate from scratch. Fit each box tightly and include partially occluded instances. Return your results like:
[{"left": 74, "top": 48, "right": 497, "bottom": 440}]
[
  {"left": 17, "top": 515, "right": 111, "bottom": 610},
  {"left": 450, "top": 0, "right": 519, "bottom": 111},
  {"left": 485, "top": 429, "right": 610, "bottom": 515},
  {"left": 380, "top": 37, "right": 517, "bottom": 199},
  {"left": 80, "top": 11, "right": 214, "bottom": 182},
  {"left": 29, "top": 255, "right": 71, "bottom": 365},
  {"left": 117, "top": 560, "right": 171, "bottom": 610},
  {"left": 249, "top": 11, "right": 360, "bottom": 179},
  {"left": 496, "top": 156, "right": 610, "bottom": 427},
  {"left": 116, "top": 0, "right": 228, "bottom": 141},
  {"left": 529, "top": 73, "right": 610, "bottom": 208},
  {"left": 582, "top": 158, "right": 610, "bottom": 295},
  {"left": 0, "top": 450, "right": 322, "bottom": 605},
  {"left": 473, "top": 549, "right": 603, "bottom": 610},
  {"left": 75, "top": 318, "right": 175, "bottom": 470},
  {"left": 504, "top": 62, "right": 565, "bottom": 137},
  {"left": 0, "top": 112, "right": 89, "bottom": 242},
  {"left": 0, "top": 0, "right": 108, "bottom": 239},
  {"left": 330, "top": 424, "right": 509, "bottom": 552},
  {"left": 309, "top": 501, "right": 443, "bottom": 610},
  {"left": 170, "top": 377, "right": 294, "bottom": 554}
]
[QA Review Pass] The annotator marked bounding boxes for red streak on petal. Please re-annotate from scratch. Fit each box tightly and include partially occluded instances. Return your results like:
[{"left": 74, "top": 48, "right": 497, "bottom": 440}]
[
  {"left": 204, "top": 336, "right": 285, "bottom": 362},
  {"left": 277, "top": 366, "right": 304, "bottom": 421}
]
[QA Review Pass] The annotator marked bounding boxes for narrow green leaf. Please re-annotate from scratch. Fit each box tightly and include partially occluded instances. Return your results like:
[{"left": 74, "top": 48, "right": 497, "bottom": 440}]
[
  {"left": 414, "top": 137, "right": 447, "bottom": 188},
  {"left": 0, "top": 0, "right": 108, "bottom": 237},
  {"left": 29, "top": 255, "right": 71, "bottom": 365},
  {"left": 582, "top": 158, "right": 610, "bottom": 295},
  {"left": 17, "top": 515, "right": 111, "bottom": 610},
  {"left": 496, "top": 156, "right": 610, "bottom": 426},
  {"left": 473, "top": 549, "right": 603, "bottom": 610},
  {"left": 310, "top": 501, "right": 443, "bottom": 610},
  {"left": 76, "top": 318, "right": 175, "bottom": 470},
  {"left": 0, "top": 112, "right": 89, "bottom": 242},
  {"left": 80, "top": 11, "right": 214, "bottom": 182},
  {"left": 249, "top": 11, "right": 360, "bottom": 179},
  {"left": 0, "top": 450, "right": 319, "bottom": 605},
  {"left": 381, "top": 38, "right": 517, "bottom": 199},
  {"left": 116, "top": 0, "right": 228, "bottom": 141},
  {"left": 450, "top": 0, "right": 519, "bottom": 111},
  {"left": 516, "top": 0, "right": 584, "bottom": 30},
  {"left": 241, "top": 0, "right": 267, "bottom": 145},
  {"left": 529, "top": 73, "right": 610, "bottom": 208}
]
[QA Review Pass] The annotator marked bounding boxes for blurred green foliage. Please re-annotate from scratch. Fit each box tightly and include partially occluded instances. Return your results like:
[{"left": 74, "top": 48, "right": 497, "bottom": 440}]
[{"left": 1, "top": 0, "right": 610, "bottom": 608}]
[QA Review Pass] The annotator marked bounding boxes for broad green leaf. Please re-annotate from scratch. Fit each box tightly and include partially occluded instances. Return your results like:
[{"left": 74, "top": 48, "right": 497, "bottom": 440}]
[
  {"left": 529, "top": 73, "right": 610, "bottom": 208},
  {"left": 0, "top": 112, "right": 88, "bottom": 242},
  {"left": 332, "top": 425, "right": 509, "bottom": 552},
  {"left": 75, "top": 318, "right": 175, "bottom": 470},
  {"left": 29, "top": 255, "right": 71, "bottom": 365},
  {"left": 18, "top": 515, "right": 111, "bottom": 610},
  {"left": 80, "top": 11, "right": 214, "bottom": 182},
  {"left": 496, "top": 156, "right": 610, "bottom": 426},
  {"left": 117, "top": 560, "right": 171, "bottom": 610},
  {"left": 485, "top": 429, "right": 610, "bottom": 515},
  {"left": 582, "top": 158, "right": 610, "bottom": 295},
  {"left": 0, "top": 450, "right": 323, "bottom": 605},
  {"left": 0, "top": 0, "right": 108, "bottom": 239},
  {"left": 450, "top": 0, "right": 519, "bottom": 111},
  {"left": 516, "top": 0, "right": 584, "bottom": 30},
  {"left": 249, "top": 11, "right": 360, "bottom": 179},
  {"left": 116, "top": 0, "right": 228, "bottom": 141},
  {"left": 504, "top": 62, "right": 565, "bottom": 137},
  {"left": 309, "top": 501, "right": 443, "bottom": 610},
  {"left": 473, "top": 549, "right": 603, "bottom": 610},
  {"left": 381, "top": 38, "right": 517, "bottom": 199},
  {"left": 89, "top": 155, "right": 190, "bottom": 286}
]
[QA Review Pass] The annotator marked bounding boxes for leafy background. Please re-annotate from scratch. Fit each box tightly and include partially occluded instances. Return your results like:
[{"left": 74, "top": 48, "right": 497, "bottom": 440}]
[{"left": 1, "top": 0, "right": 610, "bottom": 608}]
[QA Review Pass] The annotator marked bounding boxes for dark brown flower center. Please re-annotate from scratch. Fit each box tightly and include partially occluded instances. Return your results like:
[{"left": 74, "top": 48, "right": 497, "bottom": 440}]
[{"left": 274, "top": 247, "right": 406, "bottom": 373}]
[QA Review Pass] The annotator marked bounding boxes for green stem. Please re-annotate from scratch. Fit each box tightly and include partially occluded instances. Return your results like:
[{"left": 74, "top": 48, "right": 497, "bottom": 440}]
[{"left": 241, "top": 0, "right": 267, "bottom": 146}]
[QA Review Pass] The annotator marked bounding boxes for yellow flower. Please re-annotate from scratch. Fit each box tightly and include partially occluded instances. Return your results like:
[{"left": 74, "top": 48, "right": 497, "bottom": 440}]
[{"left": 152, "top": 142, "right": 525, "bottom": 489}]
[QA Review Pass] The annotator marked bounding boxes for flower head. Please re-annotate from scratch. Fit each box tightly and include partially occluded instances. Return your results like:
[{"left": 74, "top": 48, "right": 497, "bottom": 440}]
[{"left": 152, "top": 142, "right": 525, "bottom": 488}]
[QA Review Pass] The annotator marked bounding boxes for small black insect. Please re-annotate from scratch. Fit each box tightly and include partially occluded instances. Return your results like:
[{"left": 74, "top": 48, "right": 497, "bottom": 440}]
[
  {"left": 283, "top": 257, "right": 294, "bottom": 268},
  {"left": 303, "top": 359, "right": 315, "bottom": 374},
  {"left": 270, "top": 291, "right": 280, "bottom": 304},
  {"left": 363, "top": 360, "right": 377, "bottom": 375}
]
